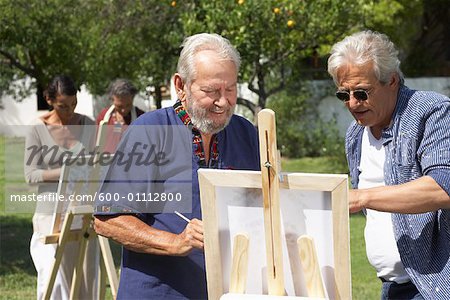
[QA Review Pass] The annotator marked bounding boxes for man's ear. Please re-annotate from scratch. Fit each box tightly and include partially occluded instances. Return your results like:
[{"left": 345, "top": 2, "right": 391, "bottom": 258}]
[
  {"left": 173, "top": 74, "right": 185, "bottom": 98},
  {"left": 389, "top": 73, "right": 399, "bottom": 88}
]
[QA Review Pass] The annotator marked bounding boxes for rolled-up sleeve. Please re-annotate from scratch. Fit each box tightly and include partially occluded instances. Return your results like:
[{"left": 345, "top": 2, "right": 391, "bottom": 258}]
[{"left": 420, "top": 100, "right": 450, "bottom": 196}]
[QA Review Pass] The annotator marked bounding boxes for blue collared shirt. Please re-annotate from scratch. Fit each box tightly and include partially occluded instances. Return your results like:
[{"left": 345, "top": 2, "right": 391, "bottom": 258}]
[
  {"left": 346, "top": 85, "right": 450, "bottom": 299},
  {"left": 94, "top": 106, "right": 260, "bottom": 299}
]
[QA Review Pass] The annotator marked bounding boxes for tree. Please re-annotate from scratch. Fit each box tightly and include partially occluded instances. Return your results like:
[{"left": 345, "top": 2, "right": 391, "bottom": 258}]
[
  {"left": 359, "top": 0, "right": 424, "bottom": 73},
  {"left": 0, "top": 0, "right": 434, "bottom": 115},
  {"left": 127, "top": 1, "right": 183, "bottom": 109},
  {"left": 0, "top": 0, "right": 183, "bottom": 109},
  {"left": 177, "top": 0, "right": 367, "bottom": 118},
  {"left": 401, "top": 0, "right": 450, "bottom": 76},
  {"left": 0, "top": 0, "right": 96, "bottom": 108},
  {"left": 80, "top": 1, "right": 183, "bottom": 108},
  {"left": 178, "top": 0, "right": 433, "bottom": 118}
]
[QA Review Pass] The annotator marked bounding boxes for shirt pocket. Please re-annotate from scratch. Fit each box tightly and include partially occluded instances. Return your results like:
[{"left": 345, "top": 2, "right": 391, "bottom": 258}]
[
  {"left": 394, "top": 135, "right": 422, "bottom": 183},
  {"left": 395, "top": 135, "right": 417, "bottom": 166}
]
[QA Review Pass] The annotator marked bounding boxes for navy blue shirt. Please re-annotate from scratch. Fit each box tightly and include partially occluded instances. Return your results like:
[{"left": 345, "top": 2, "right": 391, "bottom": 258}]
[{"left": 95, "top": 106, "right": 260, "bottom": 299}]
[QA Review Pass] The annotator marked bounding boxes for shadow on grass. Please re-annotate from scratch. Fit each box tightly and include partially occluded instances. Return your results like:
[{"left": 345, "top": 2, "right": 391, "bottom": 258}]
[{"left": 0, "top": 215, "right": 35, "bottom": 276}]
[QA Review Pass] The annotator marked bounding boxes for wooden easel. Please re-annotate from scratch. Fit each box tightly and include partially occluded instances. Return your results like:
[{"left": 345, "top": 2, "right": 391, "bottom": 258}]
[
  {"left": 229, "top": 109, "right": 325, "bottom": 297},
  {"left": 42, "top": 122, "right": 119, "bottom": 300},
  {"left": 199, "top": 109, "right": 351, "bottom": 299},
  {"left": 42, "top": 205, "right": 119, "bottom": 300}
]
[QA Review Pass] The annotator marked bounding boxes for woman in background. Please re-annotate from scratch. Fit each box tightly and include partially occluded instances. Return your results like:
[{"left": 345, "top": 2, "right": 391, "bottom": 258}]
[{"left": 24, "top": 75, "right": 98, "bottom": 299}]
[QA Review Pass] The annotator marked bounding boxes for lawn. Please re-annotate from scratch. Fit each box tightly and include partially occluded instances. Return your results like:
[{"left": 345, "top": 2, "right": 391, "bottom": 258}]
[
  {"left": 282, "top": 157, "right": 380, "bottom": 299},
  {"left": 0, "top": 136, "right": 380, "bottom": 299}
]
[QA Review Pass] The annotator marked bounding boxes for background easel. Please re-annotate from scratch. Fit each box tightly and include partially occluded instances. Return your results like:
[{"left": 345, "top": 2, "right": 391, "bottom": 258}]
[
  {"left": 42, "top": 122, "right": 119, "bottom": 300},
  {"left": 199, "top": 109, "right": 351, "bottom": 299}
]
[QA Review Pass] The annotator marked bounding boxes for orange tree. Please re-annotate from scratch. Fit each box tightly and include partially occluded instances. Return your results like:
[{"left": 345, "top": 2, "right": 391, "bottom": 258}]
[
  {"left": 176, "top": 0, "right": 423, "bottom": 118},
  {"left": 1, "top": 0, "right": 423, "bottom": 111},
  {"left": 177, "top": 0, "right": 360, "bottom": 118}
]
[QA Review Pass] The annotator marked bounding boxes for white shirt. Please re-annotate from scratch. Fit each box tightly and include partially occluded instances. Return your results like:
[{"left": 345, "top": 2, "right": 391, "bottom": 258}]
[{"left": 359, "top": 127, "right": 410, "bottom": 283}]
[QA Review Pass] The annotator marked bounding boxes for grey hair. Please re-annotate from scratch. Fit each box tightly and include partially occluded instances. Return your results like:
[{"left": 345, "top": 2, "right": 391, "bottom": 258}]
[
  {"left": 108, "top": 79, "right": 138, "bottom": 99},
  {"left": 176, "top": 33, "right": 241, "bottom": 85},
  {"left": 327, "top": 30, "right": 404, "bottom": 85}
]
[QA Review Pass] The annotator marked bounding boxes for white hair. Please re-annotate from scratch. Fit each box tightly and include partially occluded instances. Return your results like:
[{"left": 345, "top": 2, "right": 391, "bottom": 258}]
[
  {"left": 327, "top": 30, "right": 404, "bottom": 85},
  {"left": 177, "top": 33, "right": 241, "bottom": 86}
]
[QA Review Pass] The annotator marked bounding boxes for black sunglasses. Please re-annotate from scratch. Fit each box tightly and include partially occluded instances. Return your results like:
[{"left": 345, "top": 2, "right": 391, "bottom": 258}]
[{"left": 335, "top": 89, "right": 370, "bottom": 102}]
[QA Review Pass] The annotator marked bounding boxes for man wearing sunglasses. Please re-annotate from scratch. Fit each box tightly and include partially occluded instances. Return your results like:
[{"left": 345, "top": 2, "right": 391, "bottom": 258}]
[{"left": 328, "top": 30, "right": 450, "bottom": 299}]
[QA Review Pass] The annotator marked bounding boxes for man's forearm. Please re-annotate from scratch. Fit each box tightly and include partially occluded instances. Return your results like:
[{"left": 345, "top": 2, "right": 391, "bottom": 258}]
[
  {"left": 94, "top": 214, "right": 204, "bottom": 256},
  {"left": 350, "top": 175, "right": 450, "bottom": 214},
  {"left": 94, "top": 215, "right": 179, "bottom": 255}
]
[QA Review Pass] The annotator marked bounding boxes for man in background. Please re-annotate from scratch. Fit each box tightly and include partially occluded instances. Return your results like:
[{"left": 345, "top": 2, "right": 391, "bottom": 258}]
[{"left": 96, "top": 78, "right": 144, "bottom": 152}]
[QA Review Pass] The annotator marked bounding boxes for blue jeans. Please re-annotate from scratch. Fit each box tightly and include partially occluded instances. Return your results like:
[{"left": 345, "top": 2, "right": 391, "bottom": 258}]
[{"left": 381, "top": 280, "right": 424, "bottom": 300}]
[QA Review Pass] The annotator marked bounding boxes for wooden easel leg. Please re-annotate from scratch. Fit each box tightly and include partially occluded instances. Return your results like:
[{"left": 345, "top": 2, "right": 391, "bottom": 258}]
[
  {"left": 258, "top": 109, "right": 285, "bottom": 296},
  {"left": 98, "top": 247, "right": 107, "bottom": 300},
  {"left": 98, "top": 235, "right": 119, "bottom": 299},
  {"left": 297, "top": 235, "right": 326, "bottom": 298},
  {"left": 69, "top": 214, "right": 91, "bottom": 300},
  {"left": 43, "top": 212, "right": 75, "bottom": 300},
  {"left": 229, "top": 233, "right": 250, "bottom": 294}
]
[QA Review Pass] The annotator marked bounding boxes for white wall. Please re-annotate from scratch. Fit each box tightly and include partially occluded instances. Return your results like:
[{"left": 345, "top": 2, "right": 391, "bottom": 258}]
[{"left": 2, "top": 77, "right": 449, "bottom": 137}]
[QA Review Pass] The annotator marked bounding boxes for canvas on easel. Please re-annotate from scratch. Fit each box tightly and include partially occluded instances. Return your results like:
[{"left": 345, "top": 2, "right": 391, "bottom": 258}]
[
  {"left": 198, "top": 170, "right": 351, "bottom": 299},
  {"left": 198, "top": 109, "right": 351, "bottom": 300}
]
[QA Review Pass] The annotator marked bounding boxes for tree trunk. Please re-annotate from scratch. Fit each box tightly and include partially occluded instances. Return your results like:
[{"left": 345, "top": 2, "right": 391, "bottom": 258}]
[
  {"left": 155, "top": 85, "right": 162, "bottom": 109},
  {"left": 36, "top": 82, "right": 49, "bottom": 110}
]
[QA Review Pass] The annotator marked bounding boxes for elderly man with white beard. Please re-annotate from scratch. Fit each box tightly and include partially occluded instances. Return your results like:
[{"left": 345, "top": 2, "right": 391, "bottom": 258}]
[{"left": 93, "top": 33, "right": 260, "bottom": 299}]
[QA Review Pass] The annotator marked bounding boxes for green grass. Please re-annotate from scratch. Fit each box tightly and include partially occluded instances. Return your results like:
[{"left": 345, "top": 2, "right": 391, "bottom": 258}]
[
  {"left": 0, "top": 215, "right": 36, "bottom": 300},
  {"left": 283, "top": 157, "right": 380, "bottom": 299},
  {"left": 0, "top": 136, "right": 120, "bottom": 299},
  {"left": 350, "top": 213, "right": 380, "bottom": 299},
  {"left": 0, "top": 136, "right": 36, "bottom": 299},
  {"left": 281, "top": 156, "right": 349, "bottom": 174},
  {"left": 0, "top": 136, "right": 379, "bottom": 299}
]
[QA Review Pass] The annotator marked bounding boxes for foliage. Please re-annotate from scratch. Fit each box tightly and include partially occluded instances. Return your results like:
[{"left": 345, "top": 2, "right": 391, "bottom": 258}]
[
  {"left": 0, "top": 0, "right": 93, "bottom": 103},
  {"left": 359, "top": 0, "right": 425, "bottom": 75},
  {"left": 178, "top": 0, "right": 367, "bottom": 115},
  {"left": 0, "top": 0, "right": 183, "bottom": 107},
  {"left": 400, "top": 0, "right": 449, "bottom": 76},
  {"left": 267, "top": 82, "right": 346, "bottom": 170},
  {"left": 80, "top": 1, "right": 183, "bottom": 98},
  {"left": 1, "top": 0, "right": 430, "bottom": 110}
]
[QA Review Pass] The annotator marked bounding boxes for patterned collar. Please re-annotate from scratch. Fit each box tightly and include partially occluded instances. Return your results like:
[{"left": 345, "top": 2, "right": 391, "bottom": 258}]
[{"left": 173, "top": 100, "right": 219, "bottom": 168}]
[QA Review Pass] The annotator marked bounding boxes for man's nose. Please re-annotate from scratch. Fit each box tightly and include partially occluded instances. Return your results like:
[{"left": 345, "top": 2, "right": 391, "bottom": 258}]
[
  {"left": 347, "top": 95, "right": 362, "bottom": 108},
  {"left": 214, "top": 90, "right": 228, "bottom": 105}
]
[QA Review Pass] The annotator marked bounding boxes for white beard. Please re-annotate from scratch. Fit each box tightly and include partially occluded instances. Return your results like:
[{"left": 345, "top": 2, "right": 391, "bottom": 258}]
[{"left": 185, "top": 97, "right": 235, "bottom": 134}]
